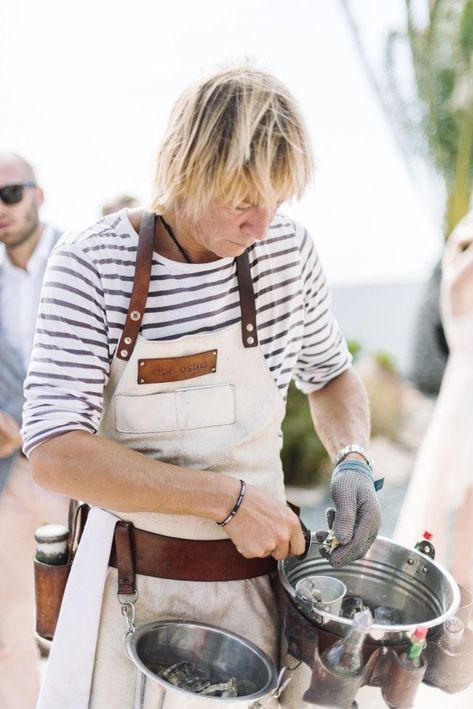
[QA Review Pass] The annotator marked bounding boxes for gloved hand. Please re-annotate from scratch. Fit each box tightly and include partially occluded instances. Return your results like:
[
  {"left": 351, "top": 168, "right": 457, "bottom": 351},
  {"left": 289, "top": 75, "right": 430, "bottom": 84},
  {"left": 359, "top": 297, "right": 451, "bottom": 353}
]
[{"left": 316, "top": 459, "right": 382, "bottom": 567}]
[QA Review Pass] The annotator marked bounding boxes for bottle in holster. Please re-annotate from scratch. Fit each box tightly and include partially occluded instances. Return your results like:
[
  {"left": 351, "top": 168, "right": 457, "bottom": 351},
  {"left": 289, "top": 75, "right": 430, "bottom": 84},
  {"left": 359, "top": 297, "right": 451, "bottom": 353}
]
[
  {"left": 321, "top": 608, "right": 373, "bottom": 676},
  {"left": 34, "top": 523, "right": 71, "bottom": 641},
  {"left": 399, "top": 627, "right": 428, "bottom": 669},
  {"left": 302, "top": 609, "right": 373, "bottom": 707},
  {"left": 424, "top": 615, "right": 473, "bottom": 691},
  {"left": 439, "top": 616, "right": 464, "bottom": 655},
  {"left": 381, "top": 627, "right": 428, "bottom": 707},
  {"left": 414, "top": 530, "right": 435, "bottom": 559},
  {"left": 35, "top": 524, "right": 69, "bottom": 565}
]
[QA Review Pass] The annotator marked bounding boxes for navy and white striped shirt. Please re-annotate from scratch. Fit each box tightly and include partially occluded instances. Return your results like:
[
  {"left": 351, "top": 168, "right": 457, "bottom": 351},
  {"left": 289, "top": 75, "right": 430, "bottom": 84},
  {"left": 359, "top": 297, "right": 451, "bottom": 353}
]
[{"left": 22, "top": 209, "right": 351, "bottom": 454}]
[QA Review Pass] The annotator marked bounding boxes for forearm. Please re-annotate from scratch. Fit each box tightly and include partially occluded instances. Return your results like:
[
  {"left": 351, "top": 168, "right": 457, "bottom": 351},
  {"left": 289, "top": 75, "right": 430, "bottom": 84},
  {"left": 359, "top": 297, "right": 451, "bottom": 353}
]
[
  {"left": 29, "top": 430, "right": 240, "bottom": 522},
  {"left": 308, "top": 368, "right": 370, "bottom": 462}
]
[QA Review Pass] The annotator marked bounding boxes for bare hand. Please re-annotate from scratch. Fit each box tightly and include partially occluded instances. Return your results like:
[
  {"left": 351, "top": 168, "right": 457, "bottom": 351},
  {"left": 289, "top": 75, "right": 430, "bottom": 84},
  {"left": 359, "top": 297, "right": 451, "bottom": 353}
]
[
  {"left": 223, "top": 485, "right": 305, "bottom": 560},
  {"left": 0, "top": 411, "right": 23, "bottom": 458}
]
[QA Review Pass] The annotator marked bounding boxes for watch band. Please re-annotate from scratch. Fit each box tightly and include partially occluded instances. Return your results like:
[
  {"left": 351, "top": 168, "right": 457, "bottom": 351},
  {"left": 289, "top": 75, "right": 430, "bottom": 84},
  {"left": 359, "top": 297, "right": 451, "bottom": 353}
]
[
  {"left": 335, "top": 444, "right": 373, "bottom": 469},
  {"left": 334, "top": 445, "right": 384, "bottom": 491}
]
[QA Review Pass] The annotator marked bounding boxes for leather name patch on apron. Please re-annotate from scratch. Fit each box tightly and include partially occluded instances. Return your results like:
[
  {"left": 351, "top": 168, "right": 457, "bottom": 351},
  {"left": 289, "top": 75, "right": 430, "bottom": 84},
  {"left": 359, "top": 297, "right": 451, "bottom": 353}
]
[{"left": 137, "top": 349, "right": 217, "bottom": 384}]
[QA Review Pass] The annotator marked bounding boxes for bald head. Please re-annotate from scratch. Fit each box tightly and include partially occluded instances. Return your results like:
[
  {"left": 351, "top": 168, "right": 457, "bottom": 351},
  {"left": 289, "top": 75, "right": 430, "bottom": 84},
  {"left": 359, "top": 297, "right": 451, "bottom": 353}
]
[
  {"left": 0, "top": 152, "right": 37, "bottom": 183},
  {"left": 0, "top": 152, "right": 44, "bottom": 261}
]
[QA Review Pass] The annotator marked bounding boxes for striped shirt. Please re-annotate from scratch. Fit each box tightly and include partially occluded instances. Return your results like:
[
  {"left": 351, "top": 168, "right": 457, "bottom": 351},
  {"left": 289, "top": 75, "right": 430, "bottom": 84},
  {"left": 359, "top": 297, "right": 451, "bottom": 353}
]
[{"left": 22, "top": 209, "right": 351, "bottom": 454}]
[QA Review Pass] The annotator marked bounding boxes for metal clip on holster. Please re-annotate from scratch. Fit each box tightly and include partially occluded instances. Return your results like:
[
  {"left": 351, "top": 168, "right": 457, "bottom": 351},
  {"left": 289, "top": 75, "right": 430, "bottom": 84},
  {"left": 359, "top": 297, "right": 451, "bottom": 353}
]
[{"left": 114, "top": 520, "right": 138, "bottom": 644}]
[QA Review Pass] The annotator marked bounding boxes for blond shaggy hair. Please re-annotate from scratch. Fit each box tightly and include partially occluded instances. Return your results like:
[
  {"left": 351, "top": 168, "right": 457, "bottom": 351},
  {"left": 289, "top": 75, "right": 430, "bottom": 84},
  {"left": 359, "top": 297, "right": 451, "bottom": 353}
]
[{"left": 151, "top": 64, "right": 314, "bottom": 220}]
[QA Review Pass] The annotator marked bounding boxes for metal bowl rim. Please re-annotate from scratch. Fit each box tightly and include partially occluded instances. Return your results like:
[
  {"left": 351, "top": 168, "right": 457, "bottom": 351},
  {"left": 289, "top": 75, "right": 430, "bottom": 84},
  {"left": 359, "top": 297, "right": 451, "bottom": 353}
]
[
  {"left": 277, "top": 535, "right": 461, "bottom": 633},
  {"left": 124, "top": 619, "right": 278, "bottom": 702}
]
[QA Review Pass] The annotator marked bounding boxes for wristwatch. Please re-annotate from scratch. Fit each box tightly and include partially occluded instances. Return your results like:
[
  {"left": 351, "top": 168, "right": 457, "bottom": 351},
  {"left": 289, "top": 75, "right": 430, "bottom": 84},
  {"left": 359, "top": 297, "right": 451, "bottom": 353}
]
[
  {"left": 335, "top": 444, "right": 373, "bottom": 469},
  {"left": 334, "top": 444, "right": 384, "bottom": 491}
]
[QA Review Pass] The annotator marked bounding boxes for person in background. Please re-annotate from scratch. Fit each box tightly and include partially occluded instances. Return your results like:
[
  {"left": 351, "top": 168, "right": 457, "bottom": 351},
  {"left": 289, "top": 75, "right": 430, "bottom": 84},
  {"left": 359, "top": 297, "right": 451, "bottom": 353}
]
[
  {"left": 101, "top": 193, "right": 139, "bottom": 216},
  {"left": 395, "top": 211, "right": 473, "bottom": 588},
  {"left": 0, "top": 152, "right": 69, "bottom": 709}
]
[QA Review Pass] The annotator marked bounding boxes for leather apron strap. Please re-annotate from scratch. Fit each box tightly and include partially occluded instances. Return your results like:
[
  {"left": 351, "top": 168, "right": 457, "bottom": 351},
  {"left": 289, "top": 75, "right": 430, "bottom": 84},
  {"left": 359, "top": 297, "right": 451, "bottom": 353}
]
[
  {"left": 116, "top": 212, "right": 155, "bottom": 361},
  {"left": 116, "top": 212, "right": 258, "bottom": 361}
]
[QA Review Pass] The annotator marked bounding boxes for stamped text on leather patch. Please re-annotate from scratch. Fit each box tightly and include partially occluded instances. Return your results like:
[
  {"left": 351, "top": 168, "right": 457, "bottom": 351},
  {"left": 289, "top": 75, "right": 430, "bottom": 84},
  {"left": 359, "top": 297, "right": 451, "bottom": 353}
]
[{"left": 138, "top": 350, "right": 218, "bottom": 384}]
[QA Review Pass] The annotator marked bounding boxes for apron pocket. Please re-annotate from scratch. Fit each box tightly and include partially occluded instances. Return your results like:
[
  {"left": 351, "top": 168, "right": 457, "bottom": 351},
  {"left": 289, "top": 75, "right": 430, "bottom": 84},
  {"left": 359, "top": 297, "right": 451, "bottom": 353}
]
[{"left": 115, "top": 384, "right": 235, "bottom": 433}]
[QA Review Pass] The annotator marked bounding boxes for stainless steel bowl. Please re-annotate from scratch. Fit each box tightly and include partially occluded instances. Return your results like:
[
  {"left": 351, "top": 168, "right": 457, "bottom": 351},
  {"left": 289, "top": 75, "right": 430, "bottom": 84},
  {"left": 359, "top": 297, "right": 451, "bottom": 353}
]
[
  {"left": 279, "top": 535, "right": 460, "bottom": 644},
  {"left": 125, "top": 620, "right": 278, "bottom": 707}
]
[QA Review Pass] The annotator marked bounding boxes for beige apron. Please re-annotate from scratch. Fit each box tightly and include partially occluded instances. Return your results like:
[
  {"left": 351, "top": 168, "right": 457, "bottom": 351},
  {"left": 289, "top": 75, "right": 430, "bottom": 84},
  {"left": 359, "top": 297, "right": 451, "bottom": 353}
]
[{"left": 40, "top": 213, "right": 288, "bottom": 708}]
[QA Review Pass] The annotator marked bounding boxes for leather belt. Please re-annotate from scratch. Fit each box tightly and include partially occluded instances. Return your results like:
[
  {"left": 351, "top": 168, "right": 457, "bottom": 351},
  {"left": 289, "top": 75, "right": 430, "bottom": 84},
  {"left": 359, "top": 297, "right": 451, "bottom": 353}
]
[{"left": 109, "top": 524, "right": 277, "bottom": 582}]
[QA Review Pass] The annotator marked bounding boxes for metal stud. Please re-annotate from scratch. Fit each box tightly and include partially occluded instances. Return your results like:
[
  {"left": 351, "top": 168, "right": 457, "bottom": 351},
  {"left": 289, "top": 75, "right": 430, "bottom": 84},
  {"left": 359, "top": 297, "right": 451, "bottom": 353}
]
[
  {"left": 120, "top": 349, "right": 128, "bottom": 358},
  {"left": 246, "top": 336, "right": 255, "bottom": 345},
  {"left": 140, "top": 361, "right": 145, "bottom": 367},
  {"left": 246, "top": 323, "right": 254, "bottom": 332},
  {"left": 124, "top": 336, "right": 132, "bottom": 345},
  {"left": 130, "top": 310, "right": 141, "bottom": 321},
  {"left": 140, "top": 379, "right": 145, "bottom": 384}
]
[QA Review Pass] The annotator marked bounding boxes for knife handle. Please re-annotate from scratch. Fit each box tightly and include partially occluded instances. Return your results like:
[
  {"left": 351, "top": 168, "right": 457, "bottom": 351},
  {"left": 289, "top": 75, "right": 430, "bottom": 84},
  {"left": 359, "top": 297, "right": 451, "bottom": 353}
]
[{"left": 296, "top": 518, "right": 312, "bottom": 560}]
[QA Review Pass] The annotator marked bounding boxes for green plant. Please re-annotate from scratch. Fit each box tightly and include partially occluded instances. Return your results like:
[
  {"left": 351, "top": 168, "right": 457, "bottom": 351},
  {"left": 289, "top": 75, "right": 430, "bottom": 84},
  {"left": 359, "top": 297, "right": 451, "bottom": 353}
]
[
  {"left": 388, "top": 0, "right": 473, "bottom": 234},
  {"left": 281, "top": 382, "right": 329, "bottom": 487},
  {"left": 347, "top": 339, "right": 363, "bottom": 361},
  {"left": 373, "top": 350, "right": 399, "bottom": 374},
  {"left": 339, "top": 0, "right": 473, "bottom": 236}
]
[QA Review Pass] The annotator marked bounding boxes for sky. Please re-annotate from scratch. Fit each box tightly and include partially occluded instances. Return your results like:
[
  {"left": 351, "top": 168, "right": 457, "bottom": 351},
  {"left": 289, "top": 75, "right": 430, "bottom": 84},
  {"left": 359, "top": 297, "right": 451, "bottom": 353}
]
[{"left": 0, "top": 0, "right": 444, "bottom": 285}]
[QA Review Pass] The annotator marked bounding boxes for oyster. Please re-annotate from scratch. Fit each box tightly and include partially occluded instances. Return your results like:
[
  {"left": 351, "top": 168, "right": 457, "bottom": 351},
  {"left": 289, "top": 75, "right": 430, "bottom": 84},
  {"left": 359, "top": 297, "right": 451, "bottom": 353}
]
[
  {"left": 159, "top": 661, "right": 210, "bottom": 693},
  {"left": 201, "top": 677, "right": 238, "bottom": 697},
  {"left": 156, "top": 660, "right": 243, "bottom": 697},
  {"left": 340, "top": 595, "right": 369, "bottom": 620}
]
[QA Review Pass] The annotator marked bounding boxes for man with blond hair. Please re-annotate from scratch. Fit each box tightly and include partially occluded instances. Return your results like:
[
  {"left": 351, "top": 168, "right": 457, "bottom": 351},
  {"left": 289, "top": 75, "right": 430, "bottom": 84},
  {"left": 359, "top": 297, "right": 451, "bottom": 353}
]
[
  {"left": 0, "top": 152, "right": 68, "bottom": 708},
  {"left": 24, "top": 65, "right": 382, "bottom": 707}
]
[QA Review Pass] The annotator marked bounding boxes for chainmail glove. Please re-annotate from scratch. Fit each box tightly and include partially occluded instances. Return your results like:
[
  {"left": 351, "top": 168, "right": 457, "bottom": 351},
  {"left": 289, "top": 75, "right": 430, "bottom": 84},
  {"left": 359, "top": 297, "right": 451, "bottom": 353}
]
[{"left": 315, "top": 459, "right": 381, "bottom": 568}]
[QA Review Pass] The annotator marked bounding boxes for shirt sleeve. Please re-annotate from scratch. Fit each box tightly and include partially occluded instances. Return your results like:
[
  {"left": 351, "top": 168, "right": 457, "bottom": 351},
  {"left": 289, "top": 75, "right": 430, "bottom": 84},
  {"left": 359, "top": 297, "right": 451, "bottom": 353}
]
[
  {"left": 292, "top": 227, "right": 352, "bottom": 394},
  {"left": 22, "top": 243, "right": 110, "bottom": 455}
]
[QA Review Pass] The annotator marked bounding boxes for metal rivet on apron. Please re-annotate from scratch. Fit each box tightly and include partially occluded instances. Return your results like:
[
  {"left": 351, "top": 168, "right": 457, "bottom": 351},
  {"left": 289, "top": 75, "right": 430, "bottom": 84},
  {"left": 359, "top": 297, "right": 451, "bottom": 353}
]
[
  {"left": 140, "top": 361, "right": 144, "bottom": 366},
  {"left": 246, "top": 336, "right": 255, "bottom": 345},
  {"left": 211, "top": 368, "right": 216, "bottom": 372},
  {"left": 124, "top": 337, "right": 132, "bottom": 345},
  {"left": 140, "top": 379, "right": 145, "bottom": 384},
  {"left": 130, "top": 310, "right": 141, "bottom": 321},
  {"left": 120, "top": 349, "right": 128, "bottom": 358},
  {"left": 246, "top": 323, "right": 254, "bottom": 332}
]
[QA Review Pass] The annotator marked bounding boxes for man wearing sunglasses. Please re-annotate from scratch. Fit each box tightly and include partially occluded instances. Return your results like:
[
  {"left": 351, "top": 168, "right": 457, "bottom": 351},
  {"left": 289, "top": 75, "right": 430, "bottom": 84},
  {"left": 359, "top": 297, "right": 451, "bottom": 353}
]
[{"left": 0, "top": 152, "right": 69, "bottom": 709}]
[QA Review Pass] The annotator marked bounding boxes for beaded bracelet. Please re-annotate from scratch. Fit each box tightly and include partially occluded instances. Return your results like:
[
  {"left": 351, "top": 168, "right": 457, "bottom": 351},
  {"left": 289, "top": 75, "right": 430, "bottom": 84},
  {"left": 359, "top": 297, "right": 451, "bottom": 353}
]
[{"left": 217, "top": 479, "right": 246, "bottom": 527}]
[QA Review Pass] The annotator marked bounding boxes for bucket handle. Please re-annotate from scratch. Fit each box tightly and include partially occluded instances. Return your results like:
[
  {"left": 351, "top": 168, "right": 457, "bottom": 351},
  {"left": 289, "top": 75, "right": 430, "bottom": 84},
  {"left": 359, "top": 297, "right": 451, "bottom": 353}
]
[{"left": 254, "top": 661, "right": 300, "bottom": 707}]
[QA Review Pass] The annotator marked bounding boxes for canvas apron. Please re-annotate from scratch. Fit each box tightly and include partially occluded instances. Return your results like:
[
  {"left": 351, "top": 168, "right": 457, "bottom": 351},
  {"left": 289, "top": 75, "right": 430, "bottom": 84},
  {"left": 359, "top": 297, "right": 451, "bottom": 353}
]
[{"left": 41, "top": 213, "right": 288, "bottom": 709}]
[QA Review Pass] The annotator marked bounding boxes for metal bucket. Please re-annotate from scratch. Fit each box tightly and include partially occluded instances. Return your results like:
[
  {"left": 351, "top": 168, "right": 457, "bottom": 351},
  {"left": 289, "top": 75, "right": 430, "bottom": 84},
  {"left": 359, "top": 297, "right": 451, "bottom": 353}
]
[
  {"left": 279, "top": 535, "right": 461, "bottom": 644},
  {"left": 124, "top": 620, "right": 279, "bottom": 708}
]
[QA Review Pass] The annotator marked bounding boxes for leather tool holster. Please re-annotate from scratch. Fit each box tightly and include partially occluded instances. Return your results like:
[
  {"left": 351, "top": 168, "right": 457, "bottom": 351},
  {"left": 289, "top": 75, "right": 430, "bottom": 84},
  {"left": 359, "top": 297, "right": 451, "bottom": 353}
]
[{"left": 34, "top": 501, "right": 89, "bottom": 640}]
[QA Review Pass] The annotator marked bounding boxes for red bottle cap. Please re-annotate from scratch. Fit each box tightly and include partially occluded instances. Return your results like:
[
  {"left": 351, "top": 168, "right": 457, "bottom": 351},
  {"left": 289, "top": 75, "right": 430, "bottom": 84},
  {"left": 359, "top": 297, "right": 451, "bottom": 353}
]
[
  {"left": 423, "top": 531, "right": 433, "bottom": 541},
  {"left": 412, "top": 627, "right": 428, "bottom": 642}
]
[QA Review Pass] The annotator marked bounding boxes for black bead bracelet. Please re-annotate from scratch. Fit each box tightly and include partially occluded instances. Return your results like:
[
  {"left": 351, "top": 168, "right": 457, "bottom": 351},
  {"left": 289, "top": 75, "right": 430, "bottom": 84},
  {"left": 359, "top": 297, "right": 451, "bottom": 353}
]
[{"left": 217, "top": 479, "right": 246, "bottom": 527}]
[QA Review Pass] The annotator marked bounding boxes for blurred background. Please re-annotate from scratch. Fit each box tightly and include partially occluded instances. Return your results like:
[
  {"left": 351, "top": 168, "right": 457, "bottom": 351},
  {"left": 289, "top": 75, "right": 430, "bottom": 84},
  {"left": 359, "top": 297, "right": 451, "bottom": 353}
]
[{"left": 1, "top": 0, "right": 472, "bottom": 526}]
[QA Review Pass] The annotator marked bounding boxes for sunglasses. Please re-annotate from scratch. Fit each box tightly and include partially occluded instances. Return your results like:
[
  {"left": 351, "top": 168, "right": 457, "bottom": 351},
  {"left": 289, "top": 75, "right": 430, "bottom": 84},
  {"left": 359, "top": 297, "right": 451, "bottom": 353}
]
[{"left": 0, "top": 181, "right": 37, "bottom": 205}]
